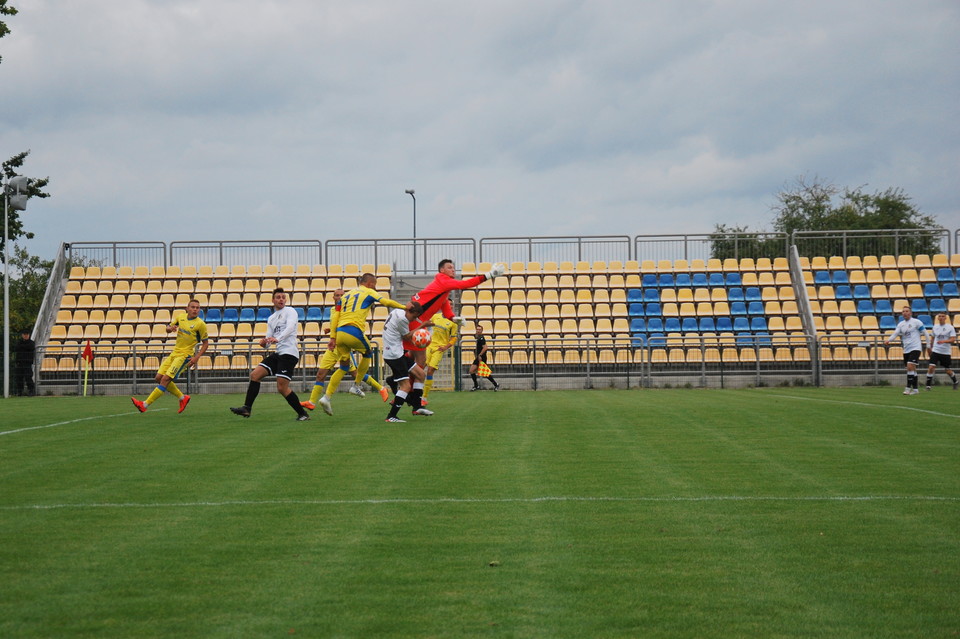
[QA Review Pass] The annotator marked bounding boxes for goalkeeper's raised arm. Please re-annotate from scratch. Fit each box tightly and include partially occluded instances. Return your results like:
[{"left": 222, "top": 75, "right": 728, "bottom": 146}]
[{"left": 412, "top": 259, "right": 507, "bottom": 322}]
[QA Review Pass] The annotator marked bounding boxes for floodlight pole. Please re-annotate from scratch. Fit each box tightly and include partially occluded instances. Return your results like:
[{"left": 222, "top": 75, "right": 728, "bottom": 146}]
[
  {"left": 3, "top": 178, "right": 10, "bottom": 399},
  {"left": 405, "top": 189, "right": 416, "bottom": 273}
]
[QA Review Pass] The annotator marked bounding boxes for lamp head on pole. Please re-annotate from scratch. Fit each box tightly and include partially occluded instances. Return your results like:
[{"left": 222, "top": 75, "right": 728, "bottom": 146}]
[{"left": 405, "top": 189, "right": 415, "bottom": 196}]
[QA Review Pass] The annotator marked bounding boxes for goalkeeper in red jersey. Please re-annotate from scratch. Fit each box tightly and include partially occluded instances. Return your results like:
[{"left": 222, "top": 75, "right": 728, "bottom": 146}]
[{"left": 404, "top": 259, "right": 506, "bottom": 375}]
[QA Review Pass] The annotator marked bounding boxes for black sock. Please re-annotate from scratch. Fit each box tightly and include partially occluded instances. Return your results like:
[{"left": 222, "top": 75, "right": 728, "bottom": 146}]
[
  {"left": 244, "top": 381, "right": 261, "bottom": 408},
  {"left": 926, "top": 376, "right": 933, "bottom": 386},
  {"left": 285, "top": 391, "right": 306, "bottom": 416},
  {"left": 470, "top": 373, "right": 478, "bottom": 387},
  {"left": 389, "top": 392, "right": 406, "bottom": 418},
  {"left": 407, "top": 388, "right": 423, "bottom": 409},
  {"left": 488, "top": 375, "right": 498, "bottom": 386}
]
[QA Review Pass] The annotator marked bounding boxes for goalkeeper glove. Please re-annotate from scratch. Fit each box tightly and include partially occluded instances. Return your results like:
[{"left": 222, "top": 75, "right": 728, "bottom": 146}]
[
  {"left": 485, "top": 263, "right": 507, "bottom": 280},
  {"left": 451, "top": 316, "right": 464, "bottom": 325}
]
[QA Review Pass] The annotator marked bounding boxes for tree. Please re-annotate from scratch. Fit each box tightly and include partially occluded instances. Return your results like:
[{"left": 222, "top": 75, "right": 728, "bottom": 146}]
[
  {"left": 0, "top": 1, "right": 16, "bottom": 66},
  {"left": 0, "top": 244, "right": 53, "bottom": 332},
  {"left": 3, "top": 151, "right": 51, "bottom": 262}
]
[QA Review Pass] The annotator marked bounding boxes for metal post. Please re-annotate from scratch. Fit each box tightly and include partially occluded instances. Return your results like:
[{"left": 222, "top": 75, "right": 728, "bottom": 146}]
[
  {"left": 405, "top": 190, "right": 416, "bottom": 272},
  {"left": 3, "top": 184, "right": 9, "bottom": 398}
]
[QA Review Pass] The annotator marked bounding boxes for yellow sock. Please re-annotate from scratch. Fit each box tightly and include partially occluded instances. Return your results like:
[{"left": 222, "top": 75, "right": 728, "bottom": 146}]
[
  {"left": 166, "top": 381, "right": 184, "bottom": 399},
  {"left": 354, "top": 357, "right": 371, "bottom": 386},
  {"left": 326, "top": 369, "right": 346, "bottom": 396},
  {"left": 309, "top": 382, "right": 325, "bottom": 404},
  {"left": 145, "top": 386, "right": 165, "bottom": 405},
  {"left": 363, "top": 374, "right": 382, "bottom": 391},
  {"left": 423, "top": 378, "right": 433, "bottom": 398}
]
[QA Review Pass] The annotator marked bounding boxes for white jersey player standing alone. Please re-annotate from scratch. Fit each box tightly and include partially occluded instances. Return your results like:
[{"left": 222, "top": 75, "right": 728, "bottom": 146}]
[{"left": 884, "top": 305, "right": 928, "bottom": 396}]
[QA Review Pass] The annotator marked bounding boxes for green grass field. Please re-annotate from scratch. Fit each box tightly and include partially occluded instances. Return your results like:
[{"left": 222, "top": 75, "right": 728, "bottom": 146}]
[{"left": 1, "top": 388, "right": 958, "bottom": 638}]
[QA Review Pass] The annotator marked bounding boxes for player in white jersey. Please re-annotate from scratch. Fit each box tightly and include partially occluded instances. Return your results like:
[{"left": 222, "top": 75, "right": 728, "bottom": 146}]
[
  {"left": 884, "top": 306, "right": 928, "bottom": 395},
  {"left": 382, "top": 301, "right": 433, "bottom": 422},
  {"left": 230, "top": 288, "right": 310, "bottom": 420},
  {"left": 925, "top": 312, "right": 957, "bottom": 390}
]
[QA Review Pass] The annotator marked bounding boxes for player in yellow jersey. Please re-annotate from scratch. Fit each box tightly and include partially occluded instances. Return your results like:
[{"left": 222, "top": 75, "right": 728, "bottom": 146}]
[
  {"left": 317, "top": 273, "right": 405, "bottom": 415},
  {"left": 131, "top": 299, "right": 209, "bottom": 414},
  {"left": 422, "top": 312, "right": 459, "bottom": 402},
  {"left": 302, "top": 288, "right": 390, "bottom": 411}
]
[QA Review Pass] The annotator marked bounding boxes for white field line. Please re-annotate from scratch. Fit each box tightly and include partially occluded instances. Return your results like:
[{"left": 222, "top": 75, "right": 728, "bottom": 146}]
[
  {"left": 766, "top": 393, "right": 960, "bottom": 419},
  {"left": 2, "top": 495, "right": 957, "bottom": 511},
  {"left": 0, "top": 409, "right": 168, "bottom": 437}
]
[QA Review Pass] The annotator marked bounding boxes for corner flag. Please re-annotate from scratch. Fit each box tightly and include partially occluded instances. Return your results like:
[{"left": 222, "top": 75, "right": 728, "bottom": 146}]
[
  {"left": 82, "top": 341, "right": 94, "bottom": 396},
  {"left": 477, "top": 361, "right": 492, "bottom": 377}
]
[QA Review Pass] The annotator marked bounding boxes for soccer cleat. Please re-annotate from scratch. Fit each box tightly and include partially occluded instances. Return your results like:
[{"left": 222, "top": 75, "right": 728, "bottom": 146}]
[
  {"left": 420, "top": 398, "right": 429, "bottom": 407},
  {"left": 296, "top": 413, "right": 310, "bottom": 421},
  {"left": 300, "top": 400, "right": 316, "bottom": 411},
  {"left": 131, "top": 397, "right": 147, "bottom": 413},
  {"left": 492, "top": 382, "right": 500, "bottom": 392},
  {"left": 908, "top": 388, "right": 920, "bottom": 395},
  {"left": 379, "top": 387, "right": 390, "bottom": 402},
  {"left": 470, "top": 386, "right": 480, "bottom": 391},
  {"left": 385, "top": 416, "right": 406, "bottom": 423},
  {"left": 925, "top": 386, "right": 932, "bottom": 391},
  {"left": 902, "top": 387, "right": 912, "bottom": 395},
  {"left": 230, "top": 405, "right": 251, "bottom": 418},
  {"left": 954, "top": 381, "right": 958, "bottom": 390},
  {"left": 412, "top": 407, "right": 434, "bottom": 416},
  {"left": 319, "top": 395, "right": 333, "bottom": 416},
  {"left": 178, "top": 394, "right": 191, "bottom": 413},
  {"left": 349, "top": 384, "right": 366, "bottom": 398}
]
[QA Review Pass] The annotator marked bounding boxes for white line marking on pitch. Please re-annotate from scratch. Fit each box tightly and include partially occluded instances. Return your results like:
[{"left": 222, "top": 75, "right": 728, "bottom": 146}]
[
  {"left": 0, "top": 409, "right": 168, "bottom": 437},
  {"left": 2, "top": 495, "right": 957, "bottom": 511},
  {"left": 766, "top": 393, "right": 960, "bottom": 418}
]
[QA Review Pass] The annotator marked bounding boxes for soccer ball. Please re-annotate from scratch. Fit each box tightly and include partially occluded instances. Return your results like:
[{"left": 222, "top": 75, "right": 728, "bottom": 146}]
[{"left": 411, "top": 327, "right": 431, "bottom": 348}]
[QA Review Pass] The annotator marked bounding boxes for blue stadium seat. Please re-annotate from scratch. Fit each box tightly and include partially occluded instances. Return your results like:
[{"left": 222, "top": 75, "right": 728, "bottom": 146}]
[
  {"left": 725, "top": 272, "right": 742, "bottom": 286},
  {"left": 692, "top": 273, "right": 709, "bottom": 287},
  {"left": 936, "top": 268, "right": 955, "bottom": 282},
  {"left": 646, "top": 303, "right": 662, "bottom": 317},
  {"left": 814, "top": 271, "right": 831, "bottom": 285},
  {"left": 699, "top": 317, "right": 716, "bottom": 332},
  {"left": 879, "top": 315, "right": 897, "bottom": 330},
  {"left": 918, "top": 314, "right": 933, "bottom": 329},
  {"left": 659, "top": 273, "right": 675, "bottom": 288},
  {"left": 642, "top": 289, "right": 660, "bottom": 303},
  {"left": 832, "top": 271, "right": 849, "bottom": 285},
  {"left": 205, "top": 308, "right": 221, "bottom": 323},
  {"left": 835, "top": 285, "right": 852, "bottom": 300},
  {"left": 631, "top": 334, "right": 647, "bottom": 348},
  {"left": 744, "top": 287, "right": 761, "bottom": 302},
  {"left": 647, "top": 333, "right": 666, "bottom": 347},
  {"left": 727, "top": 288, "right": 744, "bottom": 302},
  {"left": 747, "top": 301, "right": 764, "bottom": 315},
  {"left": 628, "top": 303, "right": 645, "bottom": 317},
  {"left": 911, "top": 299, "right": 928, "bottom": 313},
  {"left": 716, "top": 317, "right": 733, "bottom": 332},
  {"left": 674, "top": 273, "right": 691, "bottom": 287},
  {"left": 664, "top": 318, "right": 682, "bottom": 333},
  {"left": 627, "top": 288, "right": 644, "bottom": 302},
  {"left": 222, "top": 308, "right": 239, "bottom": 323},
  {"left": 239, "top": 308, "right": 256, "bottom": 322},
  {"left": 856, "top": 300, "right": 875, "bottom": 314},
  {"left": 641, "top": 274, "right": 658, "bottom": 288},
  {"left": 736, "top": 333, "right": 754, "bottom": 346},
  {"left": 306, "top": 307, "right": 323, "bottom": 321},
  {"left": 874, "top": 299, "right": 893, "bottom": 314},
  {"left": 647, "top": 318, "right": 664, "bottom": 333},
  {"left": 708, "top": 273, "right": 725, "bottom": 287},
  {"left": 681, "top": 318, "right": 698, "bottom": 333},
  {"left": 942, "top": 283, "right": 960, "bottom": 297},
  {"left": 929, "top": 298, "right": 947, "bottom": 314},
  {"left": 322, "top": 307, "right": 333, "bottom": 321},
  {"left": 196, "top": 309, "right": 205, "bottom": 320},
  {"left": 730, "top": 302, "right": 748, "bottom": 315},
  {"left": 630, "top": 318, "right": 646, "bottom": 333},
  {"left": 750, "top": 317, "right": 768, "bottom": 332},
  {"left": 733, "top": 317, "right": 750, "bottom": 332},
  {"left": 755, "top": 333, "right": 772, "bottom": 345},
  {"left": 852, "top": 285, "right": 871, "bottom": 299},
  {"left": 257, "top": 307, "right": 272, "bottom": 322},
  {"left": 923, "top": 283, "right": 941, "bottom": 298}
]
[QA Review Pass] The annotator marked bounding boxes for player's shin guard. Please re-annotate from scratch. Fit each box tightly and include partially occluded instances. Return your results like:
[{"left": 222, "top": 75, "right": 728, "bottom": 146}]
[
  {"left": 244, "top": 380, "right": 261, "bottom": 408},
  {"left": 145, "top": 385, "right": 165, "bottom": 405},
  {"left": 166, "top": 380, "right": 184, "bottom": 399},
  {"left": 285, "top": 391, "right": 307, "bottom": 416},
  {"left": 907, "top": 371, "right": 918, "bottom": 389},
  {"left": 388, "top": 391, "right": 407, "bottom": 418}
]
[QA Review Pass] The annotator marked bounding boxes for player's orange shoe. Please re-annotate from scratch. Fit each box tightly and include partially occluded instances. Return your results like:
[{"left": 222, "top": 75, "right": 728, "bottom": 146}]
[
  {"left": 300, "top": 400, "right": 316, "bottom": 411},
  {"left": 178, "top": 394, "right": 191, "bottom": 414},
  {"left": 131, "top": 397, "right": 147, "bottom": 413},
  {"left": 378, "top": 387, "right": 390, "bottom": 402}
]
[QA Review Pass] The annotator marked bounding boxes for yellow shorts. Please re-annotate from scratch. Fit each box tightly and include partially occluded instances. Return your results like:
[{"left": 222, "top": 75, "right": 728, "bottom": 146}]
[
  {"left": 425, "top": 345, "right": 446, "bottom": 370},
  {"left": 332, "top": 328, "right": 372, "bottom": 361},
  {"left": 157, "top": 352, "right": 191, "bottom": 379},
  {"left": 319, "top": 348, "right": 354, "bottom": 371}
]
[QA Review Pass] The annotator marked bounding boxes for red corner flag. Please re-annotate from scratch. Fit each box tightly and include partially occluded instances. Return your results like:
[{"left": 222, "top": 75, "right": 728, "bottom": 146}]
[
  {"left": 82, "top": 340, "right": 94, "bottom": 368},
  {"left": 477, "top": 361, "right": 492, "bottom": 377}
]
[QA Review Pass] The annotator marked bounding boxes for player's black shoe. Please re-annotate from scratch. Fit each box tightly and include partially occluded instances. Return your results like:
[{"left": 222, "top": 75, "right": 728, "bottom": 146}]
[{"left": 230, "top": 405, "right": 251, "bottom": 418}]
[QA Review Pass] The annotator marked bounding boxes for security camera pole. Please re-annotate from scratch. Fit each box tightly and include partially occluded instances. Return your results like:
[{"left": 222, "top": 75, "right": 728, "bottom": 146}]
[{"left": 3, "top": 174, "right": 30, "bottom": 398}]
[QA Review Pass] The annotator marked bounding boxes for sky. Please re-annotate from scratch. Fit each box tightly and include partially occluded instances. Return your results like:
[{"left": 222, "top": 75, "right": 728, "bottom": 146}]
[{"left": 3, "top": 0, "right": 959, "bottom": 261}]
